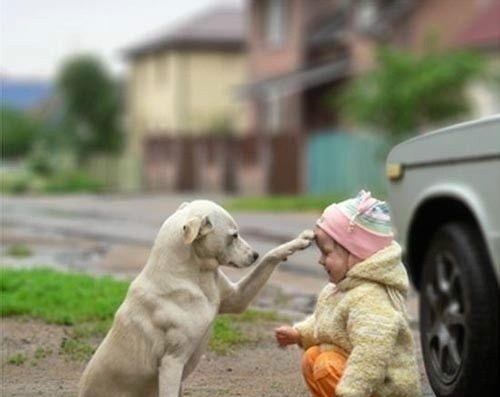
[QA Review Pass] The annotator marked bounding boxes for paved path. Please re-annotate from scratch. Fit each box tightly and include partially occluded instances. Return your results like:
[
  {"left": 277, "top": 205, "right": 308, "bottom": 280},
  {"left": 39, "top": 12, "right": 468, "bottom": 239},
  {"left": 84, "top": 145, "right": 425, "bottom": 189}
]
[{"left": 2, "top": 193, "right": 322, "bottom": 276}]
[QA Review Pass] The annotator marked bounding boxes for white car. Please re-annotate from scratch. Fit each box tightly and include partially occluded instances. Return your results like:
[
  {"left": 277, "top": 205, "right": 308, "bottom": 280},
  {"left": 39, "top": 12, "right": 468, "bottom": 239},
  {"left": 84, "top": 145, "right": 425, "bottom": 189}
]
[{"left": 386, "top": 115, "right": 500, "bottom": 396}]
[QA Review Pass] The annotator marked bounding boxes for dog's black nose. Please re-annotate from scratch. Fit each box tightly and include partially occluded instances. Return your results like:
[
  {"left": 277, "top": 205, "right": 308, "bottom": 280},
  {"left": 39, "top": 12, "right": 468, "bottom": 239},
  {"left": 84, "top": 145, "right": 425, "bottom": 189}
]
[{"left": 253, "top": 251, "right": 259, "bottom": 261}]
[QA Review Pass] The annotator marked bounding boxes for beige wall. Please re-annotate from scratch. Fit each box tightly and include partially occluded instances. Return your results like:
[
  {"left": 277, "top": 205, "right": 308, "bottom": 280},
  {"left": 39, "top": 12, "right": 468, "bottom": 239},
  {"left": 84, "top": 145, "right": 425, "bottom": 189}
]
[
  {"left": 128, "top": 49, "right": 246, "bottom": 134},
  {"left": 182, "top": 51, "right": 247, "bottom": 132}
]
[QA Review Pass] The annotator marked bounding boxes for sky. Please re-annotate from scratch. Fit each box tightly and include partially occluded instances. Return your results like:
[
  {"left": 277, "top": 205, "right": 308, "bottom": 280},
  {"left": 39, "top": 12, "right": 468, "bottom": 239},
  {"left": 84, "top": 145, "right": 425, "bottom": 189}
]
[{"left": 1, "top": 0, "right": 242, "bottom": 80}]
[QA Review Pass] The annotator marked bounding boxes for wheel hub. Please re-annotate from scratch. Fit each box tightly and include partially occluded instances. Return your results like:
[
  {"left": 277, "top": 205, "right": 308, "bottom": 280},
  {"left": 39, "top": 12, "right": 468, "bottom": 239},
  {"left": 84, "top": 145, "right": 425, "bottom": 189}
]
[{"left": 423, "top": 251, "right": 466, "bottom": 384}]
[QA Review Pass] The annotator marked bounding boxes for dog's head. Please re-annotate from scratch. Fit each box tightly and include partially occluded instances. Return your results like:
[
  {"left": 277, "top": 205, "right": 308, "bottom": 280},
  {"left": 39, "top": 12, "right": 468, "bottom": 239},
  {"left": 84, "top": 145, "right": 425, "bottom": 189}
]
[{"left": 179, "top": 200, "right": 259, "bottom": 269}]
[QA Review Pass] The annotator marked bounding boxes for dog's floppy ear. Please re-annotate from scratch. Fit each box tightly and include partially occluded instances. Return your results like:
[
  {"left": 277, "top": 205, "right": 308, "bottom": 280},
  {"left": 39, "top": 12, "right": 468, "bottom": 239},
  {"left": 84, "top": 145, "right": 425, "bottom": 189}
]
[
  {"left": 177, "top": 202, "right": 190, "bottom": 211},
  {"left": 183, "top": 215, "right": 213, "bottom": 244}
]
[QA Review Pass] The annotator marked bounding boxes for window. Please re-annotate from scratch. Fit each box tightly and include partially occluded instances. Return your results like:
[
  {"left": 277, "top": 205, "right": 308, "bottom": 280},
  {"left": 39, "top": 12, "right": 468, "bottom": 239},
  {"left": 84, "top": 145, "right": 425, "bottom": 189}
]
[
  {"left": 264, "top": 0, "right": 286, "bottom": 48},
  {"left": 354, "top": 0, "right": 378, "bottom": 32},
  {"left": 264, "top": 84, "right": 282, "bottom": 132}
]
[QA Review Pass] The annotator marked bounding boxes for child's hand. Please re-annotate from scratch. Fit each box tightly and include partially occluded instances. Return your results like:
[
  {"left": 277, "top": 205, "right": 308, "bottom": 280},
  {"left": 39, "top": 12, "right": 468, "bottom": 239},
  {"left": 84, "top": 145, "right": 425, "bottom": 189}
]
[{"left": 274, "top": 325, "right": 300, "bottom": 348}]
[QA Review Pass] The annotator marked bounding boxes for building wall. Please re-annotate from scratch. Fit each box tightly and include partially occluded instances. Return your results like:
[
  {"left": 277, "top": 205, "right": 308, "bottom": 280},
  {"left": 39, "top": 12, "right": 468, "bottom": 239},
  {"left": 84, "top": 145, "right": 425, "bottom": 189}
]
[
  {"left": 128, "top": 50, "right": 246, "bottom": 133},
  {"left": 124, "top": 48, "right": 246, "bottom": 189},
  {"left": 248, "top": 0, "right": 303, "bottom": 79},
  {"left": 248, "top": 0, "right": 338, "bottom": 79},
  {"left": 183, "top": 51, "right": 248, "bottom": 133},
  {"left": 247, "top": 0, "right": 339, "bottom": 132}
]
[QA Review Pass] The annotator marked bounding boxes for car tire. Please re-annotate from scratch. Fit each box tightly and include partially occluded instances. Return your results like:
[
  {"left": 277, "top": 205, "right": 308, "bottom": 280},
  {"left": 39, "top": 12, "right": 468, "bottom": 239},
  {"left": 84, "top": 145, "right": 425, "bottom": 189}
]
[{"left": 420, "top": 222, "right": 499, "bottom": 396}]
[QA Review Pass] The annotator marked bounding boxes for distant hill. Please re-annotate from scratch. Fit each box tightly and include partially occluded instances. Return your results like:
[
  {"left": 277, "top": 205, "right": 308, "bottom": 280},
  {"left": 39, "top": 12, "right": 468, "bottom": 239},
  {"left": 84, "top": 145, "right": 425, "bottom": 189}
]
[{"left": 1, "top": 77, "right": 53, "bottom": 110}]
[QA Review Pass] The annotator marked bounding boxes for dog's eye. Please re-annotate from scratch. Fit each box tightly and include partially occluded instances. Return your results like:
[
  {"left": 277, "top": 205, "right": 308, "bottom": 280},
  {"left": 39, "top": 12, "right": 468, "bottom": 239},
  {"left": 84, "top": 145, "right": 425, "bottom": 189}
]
[{"left": 232, "top": 232, "right": 238, "bottom": 239}]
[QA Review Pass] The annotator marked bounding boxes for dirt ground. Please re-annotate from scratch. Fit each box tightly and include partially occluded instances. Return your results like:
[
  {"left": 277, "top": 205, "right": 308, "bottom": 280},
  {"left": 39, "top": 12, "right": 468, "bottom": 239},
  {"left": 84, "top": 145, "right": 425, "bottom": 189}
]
[{"left": 2, "top": 317, "right": 310, "bottom": 397}]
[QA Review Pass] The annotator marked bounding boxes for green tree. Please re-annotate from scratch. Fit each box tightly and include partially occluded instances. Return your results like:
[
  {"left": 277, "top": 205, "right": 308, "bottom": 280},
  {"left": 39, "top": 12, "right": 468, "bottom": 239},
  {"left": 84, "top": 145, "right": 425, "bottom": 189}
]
[
  {"left": 338, "top": 46, "right": 484, "bottom": 138},
  {"left": 57, "top": 55, "right": 122, "bottom": 159},
  {"left": 1, "top": 106, "right": 39, "bottom": 158}
]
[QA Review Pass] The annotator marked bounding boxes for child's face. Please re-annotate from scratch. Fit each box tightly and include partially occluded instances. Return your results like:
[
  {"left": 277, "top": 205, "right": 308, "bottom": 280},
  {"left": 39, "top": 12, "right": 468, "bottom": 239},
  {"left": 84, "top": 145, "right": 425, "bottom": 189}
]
[{"left": 314, "top": 227, "right": 350, "bottom": 283}]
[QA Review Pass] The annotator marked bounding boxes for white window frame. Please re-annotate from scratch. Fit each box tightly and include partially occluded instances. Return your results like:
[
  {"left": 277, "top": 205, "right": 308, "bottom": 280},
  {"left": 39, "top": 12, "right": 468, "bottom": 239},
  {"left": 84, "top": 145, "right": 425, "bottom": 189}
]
[
  {"left": 265, "top": 84, "right": 282, "bottom": 133},
  {"left": 264, "top": 0, "right": 286, "bottom": 48},
  {"left": 355, "top": 0, "right": 378, "bottom": 32}
]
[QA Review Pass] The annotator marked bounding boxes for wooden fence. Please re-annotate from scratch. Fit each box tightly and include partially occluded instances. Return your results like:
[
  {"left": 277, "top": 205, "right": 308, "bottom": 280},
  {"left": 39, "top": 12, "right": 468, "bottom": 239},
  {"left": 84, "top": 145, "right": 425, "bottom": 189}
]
[
  {"left": 143, "top": 132, "right": 303, "bottom": 195},
  {"left": 143, "top": 130, "right": 390, "bottom": 196}
]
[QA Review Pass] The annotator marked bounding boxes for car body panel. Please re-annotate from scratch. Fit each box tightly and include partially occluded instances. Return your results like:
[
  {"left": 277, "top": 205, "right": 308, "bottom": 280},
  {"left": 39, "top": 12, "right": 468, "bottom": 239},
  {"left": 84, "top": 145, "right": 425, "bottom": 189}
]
[
  {"left": 387, "top": 115, "right": 500, "bottom": 164},
  {"left": 386, "top": 115, "right": 500, "bottom": 284}
]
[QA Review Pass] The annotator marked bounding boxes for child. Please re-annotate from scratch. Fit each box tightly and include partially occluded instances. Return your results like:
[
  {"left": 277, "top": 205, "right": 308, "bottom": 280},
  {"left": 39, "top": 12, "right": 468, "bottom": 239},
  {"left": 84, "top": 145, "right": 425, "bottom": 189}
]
[{"left": 275, "top": 190, "right": 421, "bottom": 397}]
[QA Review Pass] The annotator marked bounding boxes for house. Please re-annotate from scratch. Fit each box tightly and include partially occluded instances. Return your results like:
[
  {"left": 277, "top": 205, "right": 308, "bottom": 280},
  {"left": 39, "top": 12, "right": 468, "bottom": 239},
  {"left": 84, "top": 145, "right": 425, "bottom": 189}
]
[
  {"left": 123, "top": 5, "right": 247, "bottom": 190},
  {"left": 125, "top": 0, "right": 498, "bottom": 195},
  {"left": 243, "top": 0, "right": 499, "bottom": 133},
  {"left": 237, "top": 0, "right": 499, "bottom": 194}
]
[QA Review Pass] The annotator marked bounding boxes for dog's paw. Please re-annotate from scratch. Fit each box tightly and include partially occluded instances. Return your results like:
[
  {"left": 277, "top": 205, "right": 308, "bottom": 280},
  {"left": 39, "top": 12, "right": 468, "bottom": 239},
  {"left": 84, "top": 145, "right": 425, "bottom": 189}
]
[
  {"left": 298, "top": 229, "right": 315, "bottom": 242},
  {"left": 266, "top": 231, "right": 313, "bottom": 263},
  {"left": 289, "top": 236, "right": 312, "bottom": 251}
]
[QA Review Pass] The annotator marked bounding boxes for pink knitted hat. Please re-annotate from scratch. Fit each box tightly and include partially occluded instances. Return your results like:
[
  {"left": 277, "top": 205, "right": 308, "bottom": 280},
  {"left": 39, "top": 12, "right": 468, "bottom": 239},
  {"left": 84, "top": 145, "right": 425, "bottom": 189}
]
[{"left": 316, "top": 190, "right": 394, "bottom": 259}]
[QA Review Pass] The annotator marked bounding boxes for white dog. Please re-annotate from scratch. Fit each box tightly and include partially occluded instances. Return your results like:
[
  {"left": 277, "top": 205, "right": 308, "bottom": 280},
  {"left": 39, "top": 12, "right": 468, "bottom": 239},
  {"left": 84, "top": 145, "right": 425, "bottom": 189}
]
[{"left": 78, "top": 200, "right": 313, "bottom": 397}]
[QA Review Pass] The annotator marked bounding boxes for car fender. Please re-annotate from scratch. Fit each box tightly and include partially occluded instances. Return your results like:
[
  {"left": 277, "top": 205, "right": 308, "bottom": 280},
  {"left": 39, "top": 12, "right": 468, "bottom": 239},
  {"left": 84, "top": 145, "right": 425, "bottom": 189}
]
[{"left": 410, "top": 182, "right": 500, "bottom": 283}]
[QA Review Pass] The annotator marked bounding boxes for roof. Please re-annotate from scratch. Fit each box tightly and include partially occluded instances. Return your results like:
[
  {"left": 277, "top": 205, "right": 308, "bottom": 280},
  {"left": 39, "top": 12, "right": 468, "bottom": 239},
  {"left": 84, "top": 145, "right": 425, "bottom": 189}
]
[
  {"left": 124, "top": 5, "right": 246, "bottom": 58},
  {"left": 454, "top": 1, "right": 500, "bottom": 50},
  {"left": 236, "top": 59, "right": 350, "bottom": 99}
]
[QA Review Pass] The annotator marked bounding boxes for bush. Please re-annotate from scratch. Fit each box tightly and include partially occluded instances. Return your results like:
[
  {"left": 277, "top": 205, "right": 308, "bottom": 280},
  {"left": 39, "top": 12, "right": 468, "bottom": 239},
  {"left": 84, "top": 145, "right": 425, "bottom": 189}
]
[
  {"left": 57, "top": 55, "right": 123, "bottom": 158},
  {"left": 43, "top": 170, "right": 104, "bottom": 193},
  {"left": 1, "top": 107, "right": 39, "bottom": 158},
  {"left": 27, "top": 143, "right": 57, "bottom": 176},
  {"left": 0, "top": 168, "right": 103, "bottom": 194},
  {"left": 1, "top": 169, "right": 33, "bottom": 193},
  {"left": 338, "top": 45, "right": 484, "bottom": 137}
]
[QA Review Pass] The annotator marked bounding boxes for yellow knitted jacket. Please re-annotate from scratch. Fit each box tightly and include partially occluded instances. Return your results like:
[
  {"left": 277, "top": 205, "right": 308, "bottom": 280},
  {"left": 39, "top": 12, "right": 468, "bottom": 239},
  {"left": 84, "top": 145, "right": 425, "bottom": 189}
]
[{"left": 294, "top": 242, "right": 422, "bottom": 397}]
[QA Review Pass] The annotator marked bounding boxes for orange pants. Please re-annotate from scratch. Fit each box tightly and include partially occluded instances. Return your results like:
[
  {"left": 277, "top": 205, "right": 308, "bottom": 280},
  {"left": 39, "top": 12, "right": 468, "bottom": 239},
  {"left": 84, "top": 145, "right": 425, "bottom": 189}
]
[
  {"left": 301, "top": 346, "right": 377, "bottom": 397},
  {"left": 301, "top": 346, "right": 348, "bottom": 397}
]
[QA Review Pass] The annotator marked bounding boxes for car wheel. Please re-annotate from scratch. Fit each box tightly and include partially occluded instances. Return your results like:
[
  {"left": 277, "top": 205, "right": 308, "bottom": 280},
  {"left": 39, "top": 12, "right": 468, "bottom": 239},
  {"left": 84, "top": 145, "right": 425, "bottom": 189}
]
[{"left": 420, "top": 222, "right": 499, "bottom": 396}]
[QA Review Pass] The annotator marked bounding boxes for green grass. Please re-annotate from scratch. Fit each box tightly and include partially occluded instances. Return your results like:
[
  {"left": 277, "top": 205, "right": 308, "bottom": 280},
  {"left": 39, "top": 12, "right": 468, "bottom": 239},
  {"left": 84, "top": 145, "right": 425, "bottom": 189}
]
[
  {"left": 225, "top": 194, "right": 344, "bottom": 212},
  {"left": 34, "top": 346, "right": 52, "bottom": 360},
  {"left": 0, "top": 169, "right": 104, "bottom": 195},
  {"left": 224, "top": 308, "right": 282, "bottom": 323},
  {"left": 30, "top": 346, "right": 53, "bottom": 366},
  {"left": 209, "top": 316, "right": 248, "bottom": 355},
  {"left": 1, "top": 268, "right": 128, "bottom": 325},
  {"left": 1, "top": 268, "right": 282, "bottom": 357},
  {"left": 60, "top": 337, "right": 96, "bottom": 362},
  {"left": 6, "top": 244, "right": 33, "bottom": 258},
  {"left": 7, "top": 353, "right": 26, "bottom": 366}
]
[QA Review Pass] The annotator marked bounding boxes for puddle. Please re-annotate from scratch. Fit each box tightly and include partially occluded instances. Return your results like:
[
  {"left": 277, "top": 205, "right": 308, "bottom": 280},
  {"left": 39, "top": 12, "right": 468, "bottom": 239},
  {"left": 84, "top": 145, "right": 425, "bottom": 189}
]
[{"left": 1, "top": 243, "right": 108, "bottom": 274}]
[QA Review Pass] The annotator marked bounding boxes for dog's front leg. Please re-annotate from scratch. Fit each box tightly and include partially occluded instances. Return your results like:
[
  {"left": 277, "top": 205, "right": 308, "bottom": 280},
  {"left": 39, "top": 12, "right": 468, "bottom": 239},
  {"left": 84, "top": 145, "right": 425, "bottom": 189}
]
[
  {"left": 219, "top": 230, "right": 314, "bottom": 313},
  {"left": 159, "top": 355, "right": 184, "bottom": 397}
]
